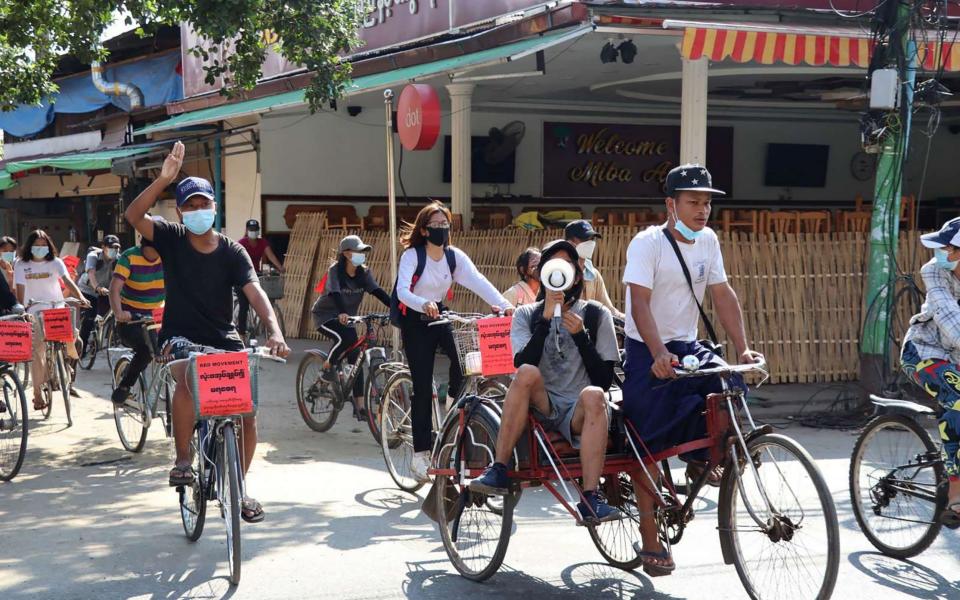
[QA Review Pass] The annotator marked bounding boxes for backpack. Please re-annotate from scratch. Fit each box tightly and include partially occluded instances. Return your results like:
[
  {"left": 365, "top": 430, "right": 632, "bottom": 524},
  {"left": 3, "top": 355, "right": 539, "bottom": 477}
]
[
  {"left": 389, "top": 245, "right": 457, "bottom": 326},
  {"left": 529, "top": 299, "right": 604, "bottom": 345},
  {"left": 314, "top": 262, "right": 363, "bottom": 295}
]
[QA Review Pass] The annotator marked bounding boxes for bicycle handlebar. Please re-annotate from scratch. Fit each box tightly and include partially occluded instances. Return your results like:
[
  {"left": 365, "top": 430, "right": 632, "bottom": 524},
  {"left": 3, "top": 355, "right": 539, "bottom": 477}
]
[
  {"left": 425, "top": 310, "right": 501, "bottom": 327},
  {"left": 671, "top": 358, "right": 768, "bottom": 379},
  {"left": 345, "top": 313, "right": 390, "bottom": 326},
  {"left": 26, "top": 297, "right": 86, "bottom": 309}
]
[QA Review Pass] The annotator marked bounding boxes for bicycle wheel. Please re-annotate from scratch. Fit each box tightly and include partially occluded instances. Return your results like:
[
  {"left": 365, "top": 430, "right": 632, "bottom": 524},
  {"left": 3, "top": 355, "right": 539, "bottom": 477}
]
[
  {"left": 588, "top": 472, "right": 644, "bottom": 570},
  {"left": 379, "top": 371, "right": 423, "bottom": 492},
  {"left": 104, "top": 315, "right": 118, "bottom": 370},
  {"left": 112, "top": 357, "right": 148, "bottom": 453},
  {"left": 221, "top": 423, "right": 243, "bottom": 585},
  {"left": 180, "top": 424, "right": 208, "bottom": 541},
  {"left": 719, "top": 433, "right": 839, "bottom": 600},
  {"left": 0, "top": 368, "right": 28, "bottom": 481},
  {"left": 364, "top": 363, "right": 391, "bottom": 444},
  {"left": 54, "top": 348, "right": 72, "bottom": 427},
  {"left": 79, "top": 327, "right": 97, "bottom": 370},
  {"left": 295, "top": 352, "right": 339, "bottom": 432},
  {"left": 849, "top": 414, "right": 944, "bottom": 558},
  {"left": 435, "top": 408, "right": 517, "bottom": 581},
  {"left": 17, "top": 361, "right": 29, "bottom": 389}
]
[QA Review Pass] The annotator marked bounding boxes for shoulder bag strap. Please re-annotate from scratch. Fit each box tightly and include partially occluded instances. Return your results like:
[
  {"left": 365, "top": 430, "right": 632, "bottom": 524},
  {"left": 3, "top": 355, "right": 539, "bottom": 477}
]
[{"left": 660, "top": 227, "right": 719, "bottom": 344}]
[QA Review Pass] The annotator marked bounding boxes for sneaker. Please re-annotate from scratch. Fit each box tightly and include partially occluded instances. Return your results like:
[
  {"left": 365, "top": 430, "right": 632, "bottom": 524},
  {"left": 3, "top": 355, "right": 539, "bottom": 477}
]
[
  {"left": 410, "top": 451, "right": 432, "bottom": 483},
  {"left": 578, "top": 490, "right": 622, "bottom": 524},
  {"left": 111, "top": 385, "right": 130, "bottom": 406},
  {"left": 469, "top": 462, "right": 510, "bottom": 496},
  {"left": 319, "top": 368, "right": 335, "bottom": 385}
]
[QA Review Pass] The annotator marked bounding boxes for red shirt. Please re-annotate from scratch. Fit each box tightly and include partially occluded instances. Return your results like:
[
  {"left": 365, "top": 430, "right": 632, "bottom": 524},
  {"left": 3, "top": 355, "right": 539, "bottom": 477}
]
[{"left": 239, "top": 237, "right": 270, "bottom": 271}]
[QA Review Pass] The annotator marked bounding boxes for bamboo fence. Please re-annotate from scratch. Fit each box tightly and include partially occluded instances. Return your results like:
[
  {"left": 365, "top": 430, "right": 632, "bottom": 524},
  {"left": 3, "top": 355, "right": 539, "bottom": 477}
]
[{"left": 280, "top": 219, "right": 929, "bottom": 384}]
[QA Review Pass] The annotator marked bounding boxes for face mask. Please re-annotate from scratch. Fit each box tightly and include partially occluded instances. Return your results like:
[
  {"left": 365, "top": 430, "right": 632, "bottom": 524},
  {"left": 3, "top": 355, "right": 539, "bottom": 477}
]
[
  {"left": 31, "top": 246, "right": 49, "bottom": 259},
  {"left": 583, "top": 259, "right": 597, "bottom": 281},
  {"left": 182, "top": 208, "right": 216, "bottom": 235},
  {"left": 426, "top": 226, "right": 449, "bottom": 247},
  {"left": 1, "top": 252, "right": 15, "bottom": 263},
  {"left": 106, "top": 248, "right": 118, "bottom": 260},
  {"left": 247, "top": 230, "right": 259, "bottom": 240},
  {"left": 935, "top": 248, "right": 959, "bottom": 270},
  {"left": 577, "top": 240, "right": 596, "bottom": 261},
  {"left": 350, "top": 252, "right": 366, "bottom": 266},
  {"left": 673, "top": 208, "right": 703, "bottom": 241}
]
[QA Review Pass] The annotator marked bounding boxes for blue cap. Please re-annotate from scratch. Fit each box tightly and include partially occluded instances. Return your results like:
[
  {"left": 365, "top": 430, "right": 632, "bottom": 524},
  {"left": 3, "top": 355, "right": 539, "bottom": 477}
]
[
  {"left": 175, "top": 177, "right": 215, "bottom": 207},
  {"left": 564, "top": 219, "right": 601, "bottom": 241},
  {"left": 921, "top": 217, "right": 960, "bottom": 249}
]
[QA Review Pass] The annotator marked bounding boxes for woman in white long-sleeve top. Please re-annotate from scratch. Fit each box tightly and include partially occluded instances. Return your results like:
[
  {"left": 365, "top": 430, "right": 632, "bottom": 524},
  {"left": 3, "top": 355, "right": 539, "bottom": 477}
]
[{"left": 393, "top": 202, "right": 513, "bottom": 482}]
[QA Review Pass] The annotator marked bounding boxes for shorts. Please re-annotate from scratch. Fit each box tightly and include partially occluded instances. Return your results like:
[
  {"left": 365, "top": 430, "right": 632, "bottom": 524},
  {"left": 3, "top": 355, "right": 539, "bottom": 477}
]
[
  {"left": 160, "top": 335, "right": 244, "bottom": 360},
  {"left": 532, "top": 391, "right": 608, "bottom": 449}
]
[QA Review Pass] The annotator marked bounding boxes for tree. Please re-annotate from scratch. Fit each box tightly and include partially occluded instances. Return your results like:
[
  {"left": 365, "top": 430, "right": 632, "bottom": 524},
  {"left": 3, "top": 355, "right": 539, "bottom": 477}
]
[{"left": 0, "top": 1, "right": 362, "bottom": 112}]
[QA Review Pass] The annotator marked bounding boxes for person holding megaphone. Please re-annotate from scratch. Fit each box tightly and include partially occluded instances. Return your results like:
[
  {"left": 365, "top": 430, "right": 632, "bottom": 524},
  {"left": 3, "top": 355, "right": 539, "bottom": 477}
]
[{"left": 470, "top": 240, "right": 621, "bottom": 523}]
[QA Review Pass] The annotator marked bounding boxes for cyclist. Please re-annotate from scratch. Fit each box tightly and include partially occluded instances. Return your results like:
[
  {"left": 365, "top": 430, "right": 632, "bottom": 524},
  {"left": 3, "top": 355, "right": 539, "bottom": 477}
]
[
  {"left": 14, "top": 230, "right": 89, "bottom": 411},
  {"left": 470, "top": 240, "right": 621, "bottom": 522},
  {"left": 393, "top": 202, "right": 513, "bottom": 482},
  {"left": 621, "top": 164, "right": 761, "bottom": 576},
  {"left": 900, "top": 216, "right": 960, "bottom": 524},
  {"left": 310, "top": 234, "right": 390, "bottom": 417},
  {"left": 125, "top": 141, "right": 290, "bottom": 524},
  {"left": 0, "top": 236, "right": 18, "bottom": 289},
  {"left": 502, "top": 247, "right": 540, "bottom": 307},
  {"left": 78, "top": 234, "right": 121, "bottom": 359},
  {"left": 237, "top": 219, "right": 285, "bottom": 340},
  {"left": 564, "top": 220, "right": 625, "bottom": 320},
  {"left": 109, "top": 224, "right": 165, "bottom": 406}
]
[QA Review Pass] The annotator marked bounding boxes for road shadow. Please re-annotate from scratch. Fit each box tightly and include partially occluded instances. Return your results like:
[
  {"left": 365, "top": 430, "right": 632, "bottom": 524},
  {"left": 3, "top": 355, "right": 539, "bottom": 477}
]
[{"left": 848, "top": 551, "right": 960, "bottom": 599}]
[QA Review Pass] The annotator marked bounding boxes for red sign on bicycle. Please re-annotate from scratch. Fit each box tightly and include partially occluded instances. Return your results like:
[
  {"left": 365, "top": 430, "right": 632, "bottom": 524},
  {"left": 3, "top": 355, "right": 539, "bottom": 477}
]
[
  {"left": 41, "top": 308, "right": 74, "bottom": 343},
  {"left": 477, "top": 317, "right": 515, "bottom": 377},
  {"left": 151, "top": 306, "right": 164, "bottom": 325},
  {"left": 0, "top": 321, "right": 33, "bottom": 362},
  {"left": 194, "top": 352, "right": 254, "bottom": 418}
]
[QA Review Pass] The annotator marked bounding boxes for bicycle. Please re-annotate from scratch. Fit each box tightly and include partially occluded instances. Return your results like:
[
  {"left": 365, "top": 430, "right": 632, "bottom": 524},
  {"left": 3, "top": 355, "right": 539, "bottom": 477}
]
[
  {"left": 379, "top": 311, "right": 509, "bottom": 493},
  {"left": 176, "top": 344, "right": 285, "bottom": 586},
  {"left": 79, "top": 306, "right": 117, "bottom": 371},
  {"left": 295, "top": 313, "right": 399, "bottom": 439},
  {"left": 849, "top": 393, "right": 956, "bottom": 559},
  {"left": 110, "top": 317, "right": 173, "bottom": 452},
  {"left": 0, "top": 312, "right": 32, "bottom": 481},
  {"left": 28, "top": 298, "right": 84, "bottom": 427},
  {"left": 234, "top": 269, "right": 286, "bottom": 343},
  {"left": 431, "top": 359, "right": 840, "bottom": 600}
]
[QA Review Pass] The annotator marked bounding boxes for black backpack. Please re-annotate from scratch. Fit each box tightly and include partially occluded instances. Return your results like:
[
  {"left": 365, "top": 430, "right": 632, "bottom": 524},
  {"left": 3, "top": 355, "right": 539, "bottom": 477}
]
[
  {"left": 389, "top": 245, "right": 457, "bottom": 326},
  {"left": 528, "top": 299, "right": 604, "bottom": 344}
]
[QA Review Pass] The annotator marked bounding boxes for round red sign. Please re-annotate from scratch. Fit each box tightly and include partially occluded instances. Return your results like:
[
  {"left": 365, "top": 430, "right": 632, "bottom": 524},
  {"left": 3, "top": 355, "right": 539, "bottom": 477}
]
[{"left": 397, "top": 84, "right": 441, "bottom": 151}]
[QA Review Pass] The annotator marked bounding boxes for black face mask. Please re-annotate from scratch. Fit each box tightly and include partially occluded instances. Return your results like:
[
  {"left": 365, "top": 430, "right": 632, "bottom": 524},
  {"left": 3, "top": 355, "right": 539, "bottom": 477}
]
[{"left": 426, "top": 226, "right": 449, "bottom": 247}]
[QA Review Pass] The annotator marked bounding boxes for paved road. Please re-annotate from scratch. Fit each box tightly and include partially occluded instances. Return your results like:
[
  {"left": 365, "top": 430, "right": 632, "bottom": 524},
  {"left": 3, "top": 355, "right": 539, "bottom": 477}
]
[{"left": 1, "top": 341, "right": 957, "bottom": 599}]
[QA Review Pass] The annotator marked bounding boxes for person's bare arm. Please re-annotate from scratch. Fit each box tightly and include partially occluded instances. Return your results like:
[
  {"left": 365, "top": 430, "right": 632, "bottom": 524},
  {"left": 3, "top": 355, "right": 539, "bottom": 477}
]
[
  {"left": 596, "top": 273, "right": 625, "bottom": 320},
  {"left": 241, "top": 282, "right": 290, "bottom": 357},
  {"left": 629, "top": 283, "right": 676, "bottom": 379},
  {"left": 125, "top": 141, "right": 184, "bottom": 241},
  {"left": 264, "top": 246, "right": 285, "bottom": 273},
  {"left": 62, "top": 276, "right": 89, "bottom": 306},
  {"left": 85, "top": 267, "right": 99, "bottom": 291},
  {"left": 16, "top": 284, "right": 24, "bottom": 305},
  {"left": 709, "top": 282, "right": 761, "bottom": 364},
  {"left": 109, "top": 277, "right": 132, "bottom": 322}
]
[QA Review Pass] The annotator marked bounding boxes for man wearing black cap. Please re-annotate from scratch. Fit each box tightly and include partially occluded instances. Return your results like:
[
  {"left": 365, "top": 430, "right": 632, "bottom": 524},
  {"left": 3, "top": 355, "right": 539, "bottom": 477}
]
[
  {"left": 78, "top": 233, "right": 122, "bottom": 369},
  {"left": 470, "top": 239, "right": 622, "bottom": 523},
  {"left": 237, "top": 219, "right": 285, "bottom": 339},
  {"left": 564, "top": 220, "right": 625, "bottom": 321},
  {"left": 620, "top": 163, "right": 762, "bottom": 575}
]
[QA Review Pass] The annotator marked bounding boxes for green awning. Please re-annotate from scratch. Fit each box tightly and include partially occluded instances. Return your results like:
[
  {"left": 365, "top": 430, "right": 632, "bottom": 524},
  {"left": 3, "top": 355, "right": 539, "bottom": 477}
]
[
  {"left": 135, "top": 25, "right": 592, "bottom": 136},
  {"left": 0, "top": 171, "right": 14, "bottom": 191},
  {"left": 4, "top": 145, "right": 157, "bottom": 175}
]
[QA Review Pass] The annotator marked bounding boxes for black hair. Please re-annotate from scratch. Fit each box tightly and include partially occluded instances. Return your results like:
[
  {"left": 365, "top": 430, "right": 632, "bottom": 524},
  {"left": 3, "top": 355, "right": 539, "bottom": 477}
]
[
  {"left": 535, "top": 243, "right": 583, "bottom": 303},
  {"left": 515, "top": 247, "right": 540, "bottom": 281},
  {"left": 21, "top": 230, "right": 58, "bottom": 262},
  {"left": 0, "top": 236, "right": 17, "bottom": 251}
]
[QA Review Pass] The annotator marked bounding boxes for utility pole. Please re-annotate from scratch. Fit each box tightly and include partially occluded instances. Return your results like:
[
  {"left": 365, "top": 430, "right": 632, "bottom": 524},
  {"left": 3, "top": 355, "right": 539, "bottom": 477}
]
[{"left": 860, "top": 0, "right": 917, "bottom": 392}]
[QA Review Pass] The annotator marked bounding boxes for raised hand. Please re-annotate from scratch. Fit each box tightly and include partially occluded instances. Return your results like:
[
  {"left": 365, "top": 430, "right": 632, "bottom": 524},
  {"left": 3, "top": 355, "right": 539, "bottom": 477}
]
[{"left": 160, "top": 141, "right": 185, "bottom": 183}]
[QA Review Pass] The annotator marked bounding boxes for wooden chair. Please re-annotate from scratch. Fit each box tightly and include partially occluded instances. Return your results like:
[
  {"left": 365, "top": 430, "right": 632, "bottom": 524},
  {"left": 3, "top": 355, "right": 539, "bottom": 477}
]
[
  {"left": 488, "top": 213, "right": 509, "bottom": 229},
  {"left": 797, "top": 210, "right": 831, "bottom": 234},
  {"left": 720, "top": 209, "right": 760, "bottom": 233},
  {"left": 323, "top": 205, "right": 364, "bottom": 231},
  {"left": 451, "top": 213, "right": 463, "bottom": 232},
  {"left": 764, "top": 211, "right": 800, "bottom": 234},
  {"left": 839, "top": 210, "right": 872, "bottom": 233}
]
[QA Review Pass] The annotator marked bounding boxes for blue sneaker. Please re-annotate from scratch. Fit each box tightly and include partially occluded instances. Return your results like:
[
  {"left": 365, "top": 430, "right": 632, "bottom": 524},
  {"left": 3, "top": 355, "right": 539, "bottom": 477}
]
[
  {"left": 469, "top": 462, "right": 510, "bottom": 496},
  {"left": 578, "top": 490, "right": 621, "bottom": 524}
]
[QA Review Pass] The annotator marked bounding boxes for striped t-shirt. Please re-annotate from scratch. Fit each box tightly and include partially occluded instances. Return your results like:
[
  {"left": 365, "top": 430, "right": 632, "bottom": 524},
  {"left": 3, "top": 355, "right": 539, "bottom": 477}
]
[{"left": 113, "top": 247, "right": 164, "bottom": 314}]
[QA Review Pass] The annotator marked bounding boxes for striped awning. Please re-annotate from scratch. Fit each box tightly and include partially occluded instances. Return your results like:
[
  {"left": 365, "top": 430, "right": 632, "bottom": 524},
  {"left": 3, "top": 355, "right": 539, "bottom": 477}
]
[{"left": 673, "top": 23, "right": 960, "bottom": 71}]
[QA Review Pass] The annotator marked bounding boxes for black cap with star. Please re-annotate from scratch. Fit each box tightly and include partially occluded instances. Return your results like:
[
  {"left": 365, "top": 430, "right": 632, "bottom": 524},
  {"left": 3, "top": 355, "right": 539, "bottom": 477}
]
[{"left": 665, "top": 164, "right": 725, "bottom": 196}]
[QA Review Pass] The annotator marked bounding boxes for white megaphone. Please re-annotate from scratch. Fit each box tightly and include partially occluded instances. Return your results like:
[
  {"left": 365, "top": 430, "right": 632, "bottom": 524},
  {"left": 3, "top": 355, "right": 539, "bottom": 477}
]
[{"left": 540, "top": 258, "right": 576, "bottom": 318}]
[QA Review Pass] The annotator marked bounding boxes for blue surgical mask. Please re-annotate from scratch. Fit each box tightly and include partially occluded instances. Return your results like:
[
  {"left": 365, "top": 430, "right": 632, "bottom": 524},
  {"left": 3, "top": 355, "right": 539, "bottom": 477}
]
[
  {"left": 1, "top": 252, "right": 15, "bottom": 263},
  {"left": 583, "top": 259, "right": 597, "bottom": 281},
  {"left": 182, "top": 209, "right": 216, "bottom": 235},
  {"left": 350, "top": 253, "right": 366, "bottom": 267},
  {"left": 673, "top": 209, "right": 703, "bottom": 241},
  {"left": 107, "top": 248, "right": 118, "bottom": 260},
  {"left": 935, "top": 248, "right": 959, "bottom": 270},
  {"left": 31, "top": 246, "right": 49, "bottom": 259}
]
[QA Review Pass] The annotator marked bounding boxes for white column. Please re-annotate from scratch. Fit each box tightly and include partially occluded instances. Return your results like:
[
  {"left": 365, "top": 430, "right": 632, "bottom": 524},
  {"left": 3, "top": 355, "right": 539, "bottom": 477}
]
[
  {"left": 446, "top": 83, "right": 475, "bottom": 230},
  {"left": 680, "top": 57, "right": 708, "bottom": 165},
  {"left": 223, "top": 134, "right": 262, "bottom": 240}
]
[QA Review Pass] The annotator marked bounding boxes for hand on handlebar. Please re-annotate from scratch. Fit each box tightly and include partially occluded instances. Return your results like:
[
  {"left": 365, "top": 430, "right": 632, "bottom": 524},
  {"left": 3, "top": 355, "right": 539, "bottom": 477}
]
[
  {"left": 652, "top": 350, "right": 680, "bottom": 380},
  {"left": 740, "top": 349, "right": 765, "bottom": 365},
  {"left": 116, "top": 310, "right": 133, "bottom": 323},
  {"left": 422, "top": 301, "right": 440, "bottom": 319},
  {"left": 338, "top": 313, "right": 350, "bottom": 326},
  {"left": 265, "top": 332, "right": 291, "bottom": 359}
]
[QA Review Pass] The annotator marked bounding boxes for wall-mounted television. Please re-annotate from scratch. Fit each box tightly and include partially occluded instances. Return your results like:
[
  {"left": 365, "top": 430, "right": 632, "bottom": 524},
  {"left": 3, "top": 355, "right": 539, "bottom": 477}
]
[
  {"left": 764, "top": 143, "right": 829, "bottom": 188},
  {"left": 442, "top": 136, "right": 516, "bottom": 184}
]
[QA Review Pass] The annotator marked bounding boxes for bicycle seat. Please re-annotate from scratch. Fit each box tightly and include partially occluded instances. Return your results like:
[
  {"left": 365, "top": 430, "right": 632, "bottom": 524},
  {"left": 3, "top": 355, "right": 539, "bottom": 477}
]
[{"left": 869, "top": 394, "right": 938, "bottom": 417}]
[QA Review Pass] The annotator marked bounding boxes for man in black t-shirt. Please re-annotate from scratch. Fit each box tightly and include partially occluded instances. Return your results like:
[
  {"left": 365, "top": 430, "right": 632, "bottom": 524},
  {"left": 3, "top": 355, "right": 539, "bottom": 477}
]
[{"left": 124, "top": 141, "right": 290, "bottom": 524}]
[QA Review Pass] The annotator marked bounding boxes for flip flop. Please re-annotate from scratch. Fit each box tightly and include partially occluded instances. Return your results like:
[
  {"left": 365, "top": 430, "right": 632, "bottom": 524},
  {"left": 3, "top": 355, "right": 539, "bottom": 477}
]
[
  {"left": 940, "top": 502, "right": 960, "bottom": 528},
  {"left": 242, "top": 498, "right": 265, "bottom": 523},
  {"left": 32, "top": 397, "right": 49, "bottom": 411},
  {"left": 168, "top": 463, "right": 195, "bottom": 487},
  {"left": 632, "top": 542, "right": 676, "bottom": 577},
  {"left": 686, "top": 461, "right": 723, "bottom": 488}
]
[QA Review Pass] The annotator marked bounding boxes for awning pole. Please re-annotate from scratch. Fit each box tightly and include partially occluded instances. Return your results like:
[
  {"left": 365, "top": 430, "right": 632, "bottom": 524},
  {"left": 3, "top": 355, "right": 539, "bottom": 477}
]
[{"left": 384, "top": 89, "right": 399, "bottom": 354}]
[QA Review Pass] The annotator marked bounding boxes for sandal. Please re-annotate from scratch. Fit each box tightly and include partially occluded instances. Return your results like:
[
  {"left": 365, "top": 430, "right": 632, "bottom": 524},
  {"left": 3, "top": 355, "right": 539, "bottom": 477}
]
[
  {"left": 168, "top": 463, "right": 196, "bottom": 487},
  {"left": 632, "top": 542, "right": 676, "bottom": 577},
  {"left": 941, "top": 501, "right": 960, "bottom": 528},
  {"left": 242, "top": 497, "right": 265, "bottom": 523},
  {"left": 686, "top": 461, "right": 723, "bottom": 488},
  {"left": 32, "top": 396, "right": 49, "bottom": 411}
]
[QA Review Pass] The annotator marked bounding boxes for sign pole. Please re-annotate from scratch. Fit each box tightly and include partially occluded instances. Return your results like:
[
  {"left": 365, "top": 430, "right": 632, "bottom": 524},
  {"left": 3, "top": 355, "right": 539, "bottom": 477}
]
[{"left": 384, "top": 89, "right": 400, "bottom": 354}]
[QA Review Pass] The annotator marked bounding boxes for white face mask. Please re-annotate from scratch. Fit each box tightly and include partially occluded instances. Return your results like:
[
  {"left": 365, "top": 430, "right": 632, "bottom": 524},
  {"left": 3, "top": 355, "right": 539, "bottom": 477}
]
[
  {"left": 577, "top": 240, "right": 597, "bottom": 261},
  {"left": 247, "top": 230, "right": 259, "bottom": 240}
]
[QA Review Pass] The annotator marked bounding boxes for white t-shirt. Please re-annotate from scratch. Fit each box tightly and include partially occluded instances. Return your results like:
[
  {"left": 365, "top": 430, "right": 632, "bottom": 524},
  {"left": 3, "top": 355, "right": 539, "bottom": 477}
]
[
  {"left": 396, "top": 246, "right": 511, "bottom": 313},
  {"left": 622, "top": 225, "right": 727, "bottom": 344},
  {"left": 15, "top": 258, "right": 68, "bottom": 314}
]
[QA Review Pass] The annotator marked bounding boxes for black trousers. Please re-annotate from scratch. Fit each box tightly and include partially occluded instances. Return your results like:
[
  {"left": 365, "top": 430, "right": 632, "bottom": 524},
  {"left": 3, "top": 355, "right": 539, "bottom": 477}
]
[
  {"left": 318, "top": 319, "right": 364, "bottom": 397},
  {"left": 117, "top": 322, "right": 159, "bottom": 388},
  {"left": 80, "top": 292, "right": 110, "bottom": 352},
  {"left": 400, "top": 312, "right": 464, "bottom": 453}
]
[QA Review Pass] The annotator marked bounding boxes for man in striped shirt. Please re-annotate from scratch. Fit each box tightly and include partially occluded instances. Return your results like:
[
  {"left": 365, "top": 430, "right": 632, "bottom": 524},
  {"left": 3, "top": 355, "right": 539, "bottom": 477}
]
[{"left": 109, "top": 231, "right": 165, "bottom": 405}]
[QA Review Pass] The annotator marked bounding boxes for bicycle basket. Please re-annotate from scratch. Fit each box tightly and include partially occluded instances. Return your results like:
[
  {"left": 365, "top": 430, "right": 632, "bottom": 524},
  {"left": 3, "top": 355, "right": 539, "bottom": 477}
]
[
  {"left": 259, "top": 274, "right": 284, "bottom": 300},
  {"left": 451, "top": 321, "right": 482, "bottom": 376},
  {"left": 186, "top": 351, "right": 260, "bottom": 419}
]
